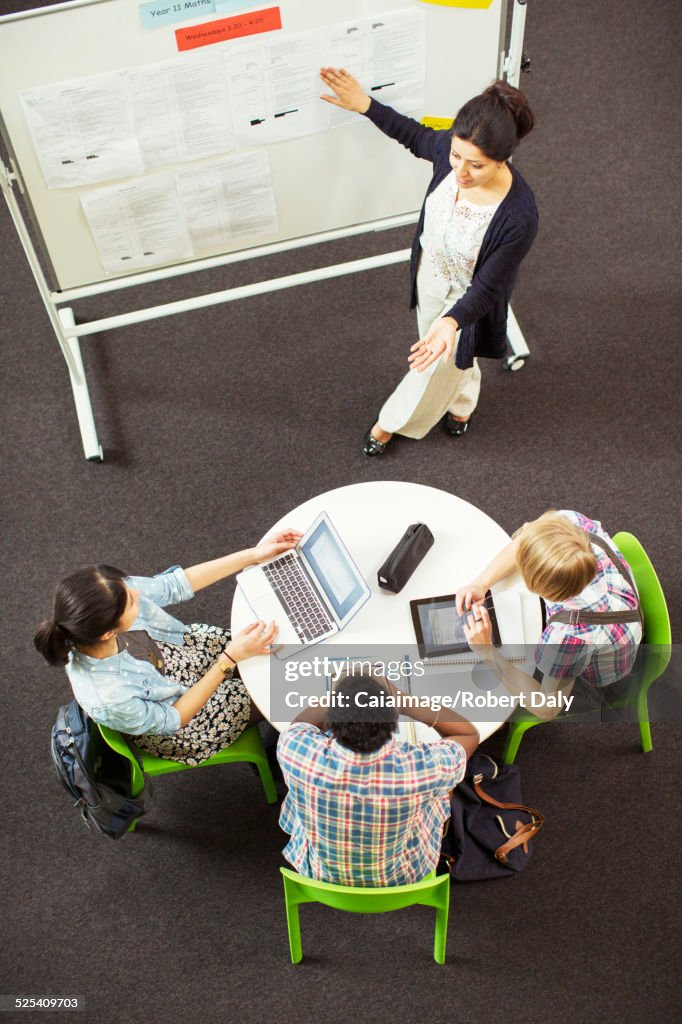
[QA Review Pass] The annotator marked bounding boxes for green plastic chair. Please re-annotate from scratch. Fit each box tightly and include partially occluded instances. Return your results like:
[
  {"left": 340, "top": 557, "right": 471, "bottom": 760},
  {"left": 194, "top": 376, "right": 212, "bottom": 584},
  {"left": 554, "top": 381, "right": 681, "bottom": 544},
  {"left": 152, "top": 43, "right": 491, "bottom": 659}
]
[
  {"left": 98, "top": 723, "right": 278, "bottom": 830},
  {"left": 502, "top": 531, "right": 672, "bottom": 763},
  {"left": 280, "top": 867, "right": 450, "bottom": 964}
]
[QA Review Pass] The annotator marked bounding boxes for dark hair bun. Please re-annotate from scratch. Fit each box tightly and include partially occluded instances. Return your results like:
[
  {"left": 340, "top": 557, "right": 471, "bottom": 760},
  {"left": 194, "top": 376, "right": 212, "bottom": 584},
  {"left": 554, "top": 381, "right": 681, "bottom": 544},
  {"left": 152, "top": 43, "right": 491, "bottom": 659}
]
[
  {"left": 482, "top": 80, "right": 535, "bottom": 141},
  {"left": 33, "top": 618, "right": 71, "bottom": 667},
  {"left": 452, "top": 80, "right": 535, "bottom": 161}
]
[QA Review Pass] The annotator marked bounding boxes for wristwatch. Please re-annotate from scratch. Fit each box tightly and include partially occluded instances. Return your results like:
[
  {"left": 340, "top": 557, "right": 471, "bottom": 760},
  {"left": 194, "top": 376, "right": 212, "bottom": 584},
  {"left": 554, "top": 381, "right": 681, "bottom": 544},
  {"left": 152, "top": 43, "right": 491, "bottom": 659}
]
[{"left": 217, "top": 652, "right": 236, "bottom": 676}]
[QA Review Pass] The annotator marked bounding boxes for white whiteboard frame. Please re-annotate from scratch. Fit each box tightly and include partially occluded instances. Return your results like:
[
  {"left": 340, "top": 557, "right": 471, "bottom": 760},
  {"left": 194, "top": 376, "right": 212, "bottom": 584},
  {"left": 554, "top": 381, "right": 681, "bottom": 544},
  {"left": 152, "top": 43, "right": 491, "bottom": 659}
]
[{"left": 0, "top": 0, "right": 530, "bottom": 460}]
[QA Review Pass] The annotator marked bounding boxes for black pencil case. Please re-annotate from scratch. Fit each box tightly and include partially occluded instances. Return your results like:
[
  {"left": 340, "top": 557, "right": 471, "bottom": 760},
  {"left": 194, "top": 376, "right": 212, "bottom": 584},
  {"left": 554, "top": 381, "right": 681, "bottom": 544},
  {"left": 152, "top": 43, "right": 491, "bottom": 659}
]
[{"left": 377, "top": 523, "right": 434, "bottom": 594}]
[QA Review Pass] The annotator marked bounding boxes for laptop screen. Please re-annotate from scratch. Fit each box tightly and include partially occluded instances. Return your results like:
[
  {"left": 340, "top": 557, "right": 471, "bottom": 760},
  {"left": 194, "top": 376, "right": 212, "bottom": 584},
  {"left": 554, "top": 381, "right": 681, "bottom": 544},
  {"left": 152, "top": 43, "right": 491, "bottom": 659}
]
[{"left": 300, "top": 516, "right": 367, "bottom": 623}]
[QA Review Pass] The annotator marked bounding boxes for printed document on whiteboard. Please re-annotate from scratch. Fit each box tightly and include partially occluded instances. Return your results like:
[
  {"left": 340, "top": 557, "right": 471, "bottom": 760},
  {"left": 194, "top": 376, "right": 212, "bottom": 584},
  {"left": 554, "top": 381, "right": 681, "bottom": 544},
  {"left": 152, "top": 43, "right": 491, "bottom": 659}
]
[
  {"left": 225, "top": 31, "right": 327, "bottom": 147},
  {"left": 321, "top": 19, "right": 373, "bottom": 129},
  {"left": 81, "top": 175, "right": 193, "bottom": 273},
  {"left": 175, "top": 151, "right": 278, "bottom": 251},
  {"left": 21, "top": 72, "right": 143, "bottom": 188},
  {"left": 321, "top": 9, "right": 426, "bottom": 128},
  {"left": 127, "top": 54, "right": 236, "bottom": 168},
  {"left": 367, "top": 9, "right": 426, "bottom": 114}
]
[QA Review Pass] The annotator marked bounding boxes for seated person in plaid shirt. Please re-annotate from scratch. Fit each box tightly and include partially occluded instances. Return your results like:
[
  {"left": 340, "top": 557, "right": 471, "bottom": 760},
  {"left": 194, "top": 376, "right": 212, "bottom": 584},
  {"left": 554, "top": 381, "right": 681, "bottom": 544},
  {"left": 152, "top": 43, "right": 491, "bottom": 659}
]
[
  {"left": 456, "top": 510, "right": 643, "bottom": 719},
  {"left": 277, "top": 672, "right": 479, "bottom": 887}
]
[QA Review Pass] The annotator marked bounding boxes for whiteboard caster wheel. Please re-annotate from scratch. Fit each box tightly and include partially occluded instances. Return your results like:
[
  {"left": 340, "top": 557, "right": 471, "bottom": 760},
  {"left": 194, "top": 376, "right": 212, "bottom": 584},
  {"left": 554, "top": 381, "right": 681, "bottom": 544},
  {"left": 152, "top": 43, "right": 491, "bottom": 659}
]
[{"left": 503, "top": 354, "right": 528, "bottom": 372}]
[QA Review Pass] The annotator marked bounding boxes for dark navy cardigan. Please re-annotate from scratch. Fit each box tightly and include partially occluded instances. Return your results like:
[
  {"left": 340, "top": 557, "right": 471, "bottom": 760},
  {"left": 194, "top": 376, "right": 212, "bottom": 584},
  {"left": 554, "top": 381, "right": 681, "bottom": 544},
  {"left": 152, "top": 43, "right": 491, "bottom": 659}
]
[{"left": 364, "top": 98, "right": 539, "bottom": 370}]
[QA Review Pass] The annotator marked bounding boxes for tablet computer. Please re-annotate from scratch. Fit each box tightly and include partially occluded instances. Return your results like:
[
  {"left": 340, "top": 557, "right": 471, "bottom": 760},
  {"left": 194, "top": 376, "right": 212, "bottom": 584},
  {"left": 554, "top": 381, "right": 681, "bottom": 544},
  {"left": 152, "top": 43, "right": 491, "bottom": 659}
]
[{"left": 409, "top": 591, "right": 502, "bottom": 660}]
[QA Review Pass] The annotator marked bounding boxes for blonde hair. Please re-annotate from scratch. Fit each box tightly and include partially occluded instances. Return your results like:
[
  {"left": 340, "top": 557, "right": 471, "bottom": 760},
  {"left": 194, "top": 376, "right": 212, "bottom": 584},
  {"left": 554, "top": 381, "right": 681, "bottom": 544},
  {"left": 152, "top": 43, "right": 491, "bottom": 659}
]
[{"left": 515, "top": 511, "right": 597, "bottom": 602}]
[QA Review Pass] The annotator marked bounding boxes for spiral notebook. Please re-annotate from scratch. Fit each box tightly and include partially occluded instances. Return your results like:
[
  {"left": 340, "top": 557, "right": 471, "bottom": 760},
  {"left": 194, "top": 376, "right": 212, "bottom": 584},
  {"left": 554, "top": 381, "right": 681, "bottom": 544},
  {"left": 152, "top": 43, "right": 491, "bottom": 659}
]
[{"left": 410, "top": 590, "right": 527, "bottom": 665}]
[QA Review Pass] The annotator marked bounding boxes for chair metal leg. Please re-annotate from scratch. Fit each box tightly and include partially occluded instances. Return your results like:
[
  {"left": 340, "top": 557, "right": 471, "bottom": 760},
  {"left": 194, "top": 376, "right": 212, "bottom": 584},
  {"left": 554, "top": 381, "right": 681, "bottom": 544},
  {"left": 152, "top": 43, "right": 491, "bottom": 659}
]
[
  {"left": 502, "top": 719, "right": 539, "bottom": 764},
  {"left": 284, "top": 893, "right": 303, "bottom": 964},
  {"left": 638, "top": 720, "right": 653, "bottom": 753},
  {"left": 634, "top": 667, "right": 655, "bottom": 757},
  {"left": 636, "top": 681, "right": 654, "bottom": 753},
  {"left": 255, "top": 755, "right": 278, "bottom": 804},
  {"left": 433, "top": 896, "right": 450, "bottom": 964}
]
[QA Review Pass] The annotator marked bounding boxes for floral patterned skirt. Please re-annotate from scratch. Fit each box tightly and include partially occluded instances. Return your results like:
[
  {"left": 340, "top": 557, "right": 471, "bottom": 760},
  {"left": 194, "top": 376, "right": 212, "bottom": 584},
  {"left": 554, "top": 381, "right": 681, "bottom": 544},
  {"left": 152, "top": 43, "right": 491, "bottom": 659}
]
[{"left": 133, "top": 623, "right": 252, "bottom": 766}]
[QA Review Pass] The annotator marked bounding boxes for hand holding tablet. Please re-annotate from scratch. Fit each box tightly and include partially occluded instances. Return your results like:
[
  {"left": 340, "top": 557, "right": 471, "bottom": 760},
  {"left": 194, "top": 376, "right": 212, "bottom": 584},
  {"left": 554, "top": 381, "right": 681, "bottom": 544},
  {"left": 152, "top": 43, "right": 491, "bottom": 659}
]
[{"left": 410, "top": 591, "right": 502, "bottom": 661}]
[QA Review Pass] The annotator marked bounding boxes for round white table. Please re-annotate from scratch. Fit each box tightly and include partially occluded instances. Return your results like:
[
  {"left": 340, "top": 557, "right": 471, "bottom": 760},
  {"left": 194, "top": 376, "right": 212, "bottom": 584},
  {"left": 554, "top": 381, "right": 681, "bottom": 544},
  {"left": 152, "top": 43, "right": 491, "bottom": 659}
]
[{"left": 231, "top": 481, "right": 541, "bottom": 740}]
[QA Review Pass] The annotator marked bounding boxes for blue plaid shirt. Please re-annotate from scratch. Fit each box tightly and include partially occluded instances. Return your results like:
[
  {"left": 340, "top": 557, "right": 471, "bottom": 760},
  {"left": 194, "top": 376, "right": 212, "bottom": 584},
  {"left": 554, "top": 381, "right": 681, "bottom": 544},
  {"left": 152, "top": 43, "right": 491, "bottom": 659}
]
[{"left": 277, "top": 722, "right": 466, "bottom": 887}]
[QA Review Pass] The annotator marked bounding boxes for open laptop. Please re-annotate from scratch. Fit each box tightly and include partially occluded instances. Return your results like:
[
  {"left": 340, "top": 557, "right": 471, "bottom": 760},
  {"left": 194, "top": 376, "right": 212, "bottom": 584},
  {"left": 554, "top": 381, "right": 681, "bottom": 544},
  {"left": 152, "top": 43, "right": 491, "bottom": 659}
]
[{"left": 236, "top": 511, "right": 371, "bottom": 658}]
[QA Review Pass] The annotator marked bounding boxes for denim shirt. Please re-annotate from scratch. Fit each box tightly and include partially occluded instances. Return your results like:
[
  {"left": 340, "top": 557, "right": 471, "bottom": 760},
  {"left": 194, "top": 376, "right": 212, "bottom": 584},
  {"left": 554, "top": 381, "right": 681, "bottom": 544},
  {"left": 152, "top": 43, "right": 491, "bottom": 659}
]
[{"left": 66, "top": 566, "right": 195, "bottom": 736}]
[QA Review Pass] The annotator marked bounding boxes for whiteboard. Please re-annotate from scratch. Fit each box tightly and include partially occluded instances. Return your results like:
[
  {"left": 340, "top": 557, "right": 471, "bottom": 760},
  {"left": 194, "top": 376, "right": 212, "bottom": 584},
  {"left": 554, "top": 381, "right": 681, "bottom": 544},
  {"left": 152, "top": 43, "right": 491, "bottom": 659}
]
[{"left": 0, "top": 0, "right": 505, "bottom": 291}]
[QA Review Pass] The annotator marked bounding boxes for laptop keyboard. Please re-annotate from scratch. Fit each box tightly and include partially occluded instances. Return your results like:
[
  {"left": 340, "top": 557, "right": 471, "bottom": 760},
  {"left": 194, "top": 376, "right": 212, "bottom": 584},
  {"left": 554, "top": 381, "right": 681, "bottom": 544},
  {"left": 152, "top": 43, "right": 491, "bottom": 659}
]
[{"left": 262, "top": 552, "right": 335, "bottom": 642}]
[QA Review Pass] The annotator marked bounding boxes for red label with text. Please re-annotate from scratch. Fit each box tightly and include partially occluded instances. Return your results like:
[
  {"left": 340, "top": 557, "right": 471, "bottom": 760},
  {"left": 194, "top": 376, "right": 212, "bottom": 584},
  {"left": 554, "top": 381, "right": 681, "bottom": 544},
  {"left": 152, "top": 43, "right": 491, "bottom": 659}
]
[{"left": 176, "top": 6, "right": 281, "bottom": 51}]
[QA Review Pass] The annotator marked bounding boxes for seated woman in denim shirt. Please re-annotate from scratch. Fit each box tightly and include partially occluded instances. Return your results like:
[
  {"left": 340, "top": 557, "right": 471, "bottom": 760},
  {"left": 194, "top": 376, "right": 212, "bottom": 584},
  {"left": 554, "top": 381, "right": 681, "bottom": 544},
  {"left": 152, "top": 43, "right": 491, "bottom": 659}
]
[{"left": 34, "top": 532, "right": 301, "bottom": 765}]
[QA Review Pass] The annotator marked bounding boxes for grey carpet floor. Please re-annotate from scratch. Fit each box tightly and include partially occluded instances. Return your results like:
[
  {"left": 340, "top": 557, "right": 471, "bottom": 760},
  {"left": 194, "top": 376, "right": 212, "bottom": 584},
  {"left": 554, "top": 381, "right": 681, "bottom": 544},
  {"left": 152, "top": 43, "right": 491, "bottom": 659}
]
[{"left": 0, "top": 1, "right": 680, "bottom": 1022}]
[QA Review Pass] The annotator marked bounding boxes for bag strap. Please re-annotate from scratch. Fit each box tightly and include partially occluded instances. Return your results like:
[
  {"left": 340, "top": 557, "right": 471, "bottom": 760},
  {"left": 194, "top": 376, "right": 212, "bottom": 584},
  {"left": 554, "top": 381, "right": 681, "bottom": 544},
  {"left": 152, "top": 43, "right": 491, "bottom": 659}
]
[
  {"left": 472, "top": 775, "right": 545, "bottom": 864},
  {"left": 549, "top": 607, "right": 642, "bottom": 626},
  {"left": 547, "top": 531, "right": 643, "bottom": 629},
  {"left": 494, "top": 821, "right": 543, "bottom": 863}
]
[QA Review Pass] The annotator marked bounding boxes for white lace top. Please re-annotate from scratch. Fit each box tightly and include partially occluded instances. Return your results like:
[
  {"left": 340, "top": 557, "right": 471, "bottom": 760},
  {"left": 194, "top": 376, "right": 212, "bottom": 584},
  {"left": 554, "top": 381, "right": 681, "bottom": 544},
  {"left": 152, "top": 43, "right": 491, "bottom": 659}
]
[{"left": 420, "top": 171, "right": 501, "bottom": 295}]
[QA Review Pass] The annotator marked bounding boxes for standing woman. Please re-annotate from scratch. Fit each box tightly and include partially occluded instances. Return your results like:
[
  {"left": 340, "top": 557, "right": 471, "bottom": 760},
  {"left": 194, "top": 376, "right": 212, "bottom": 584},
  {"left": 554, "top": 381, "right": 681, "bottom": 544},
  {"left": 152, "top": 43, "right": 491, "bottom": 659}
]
[
  {"left": 34, "top": 532, "right": 301, "bottom": 765},
  {"left": 320, "top": 69, "right": 538, "bottom": 455}
]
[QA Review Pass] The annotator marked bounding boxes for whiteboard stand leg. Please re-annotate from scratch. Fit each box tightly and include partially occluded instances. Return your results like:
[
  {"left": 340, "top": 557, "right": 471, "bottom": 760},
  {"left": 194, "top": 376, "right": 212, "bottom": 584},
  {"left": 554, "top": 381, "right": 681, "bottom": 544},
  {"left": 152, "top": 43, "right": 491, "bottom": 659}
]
[
  {"left": 503, "top": 305, "right": 531, "bottom": 372},
  {"left": 1, "top": 160, "right": 102, "bottom": 459},
  {"left": 501, "top": 3, "right": 532, "bottom": 372},
  {"left": 502, "top": 0, "right": 531, "bottom": 88},
  {"left": 57, "top": 308, "right": 103, "bottom": 461}
]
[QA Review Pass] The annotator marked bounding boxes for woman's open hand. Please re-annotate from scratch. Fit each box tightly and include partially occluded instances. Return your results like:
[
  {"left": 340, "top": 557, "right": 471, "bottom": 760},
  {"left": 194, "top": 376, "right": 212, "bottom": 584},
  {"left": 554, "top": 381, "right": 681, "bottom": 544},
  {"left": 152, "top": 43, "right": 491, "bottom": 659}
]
[
  {"left": 226, "top": 620, "right": 278, "bottom": 662},
  {"left": 408, "top": 317, "right": 458, "bottom": 372},
  {"left": 252, "top": 529, "right": 303, "bottom": 565},
  {"left": 320, "top": 67, "right": 371, "bottom": 114}
]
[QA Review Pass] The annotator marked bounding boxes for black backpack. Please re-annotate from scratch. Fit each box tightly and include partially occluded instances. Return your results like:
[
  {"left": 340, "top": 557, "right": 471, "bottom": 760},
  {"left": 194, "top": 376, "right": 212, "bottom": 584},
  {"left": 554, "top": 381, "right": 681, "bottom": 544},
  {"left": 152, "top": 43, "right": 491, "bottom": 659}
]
[
  {"left": 51, "top": 700, "right": 146, "bottom": 839},
  {"left": 441, "top": 753, "right": 545, "bottom": 881}
]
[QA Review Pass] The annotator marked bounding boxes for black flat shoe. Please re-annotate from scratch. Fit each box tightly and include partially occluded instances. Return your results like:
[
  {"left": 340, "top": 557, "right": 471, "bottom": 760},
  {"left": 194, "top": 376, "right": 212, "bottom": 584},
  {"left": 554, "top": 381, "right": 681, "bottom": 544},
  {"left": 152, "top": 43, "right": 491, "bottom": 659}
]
[
  {"left": 445, "top": 413, "right": 473, "bottom": 437},
  {"left": 363, "top": 427, "right": 390, "bottom": 456}
]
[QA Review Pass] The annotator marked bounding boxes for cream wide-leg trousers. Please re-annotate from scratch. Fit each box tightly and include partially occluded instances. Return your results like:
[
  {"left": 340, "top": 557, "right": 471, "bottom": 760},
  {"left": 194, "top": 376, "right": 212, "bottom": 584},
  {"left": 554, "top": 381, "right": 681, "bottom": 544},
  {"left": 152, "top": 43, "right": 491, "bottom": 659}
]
[{"left": 377, "top": 252, "right": 481, "bottom": 439}]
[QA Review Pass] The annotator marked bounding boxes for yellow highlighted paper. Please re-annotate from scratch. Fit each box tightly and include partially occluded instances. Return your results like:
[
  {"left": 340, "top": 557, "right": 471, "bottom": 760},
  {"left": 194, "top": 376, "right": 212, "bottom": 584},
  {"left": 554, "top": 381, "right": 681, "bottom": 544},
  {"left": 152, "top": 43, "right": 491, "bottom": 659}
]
[
  {"left": 421, "top": 116, "right": 453, "bottom": 130},
  {"left": 419, "top": 1, "right": 494, "bottom": 9}
]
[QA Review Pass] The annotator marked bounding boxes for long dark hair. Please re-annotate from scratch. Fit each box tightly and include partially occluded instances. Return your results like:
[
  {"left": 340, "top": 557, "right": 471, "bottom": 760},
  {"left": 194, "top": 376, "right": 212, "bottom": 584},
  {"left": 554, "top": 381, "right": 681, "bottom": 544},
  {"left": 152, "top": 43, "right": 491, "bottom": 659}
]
[
  {"left": 34, "top": 565, "right": 128, "bottom": 666},
  {"left": 452, "top": 80, "right": 535, "bottom": 161}
]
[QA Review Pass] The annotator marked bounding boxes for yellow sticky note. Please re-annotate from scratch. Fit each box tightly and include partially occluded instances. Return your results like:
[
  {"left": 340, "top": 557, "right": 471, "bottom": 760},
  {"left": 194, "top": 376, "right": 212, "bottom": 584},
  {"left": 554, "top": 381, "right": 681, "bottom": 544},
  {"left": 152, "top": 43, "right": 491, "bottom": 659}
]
[
  {"left": 421, "top": 116, "right": 454, "bottom": 130},
  {"left": 419, "top": 1, "right": 494, "bottom": 9}
]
